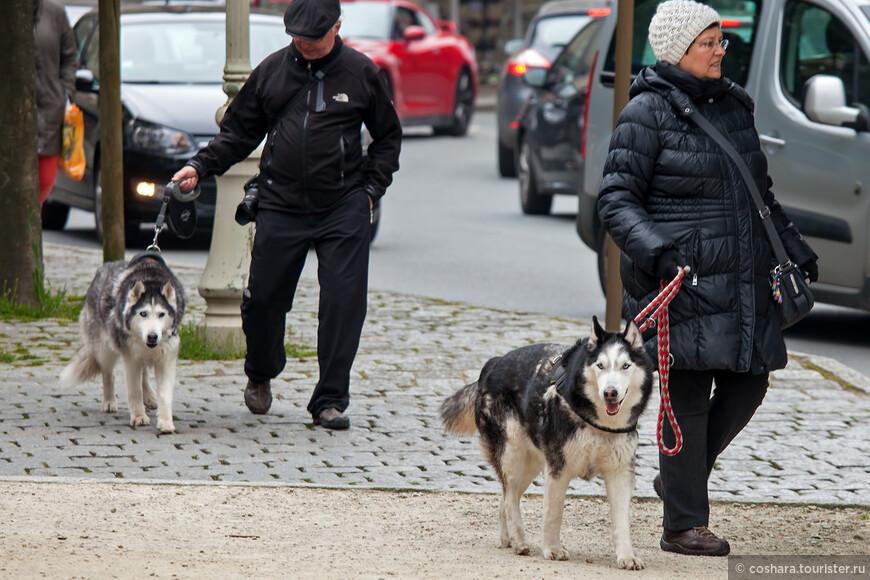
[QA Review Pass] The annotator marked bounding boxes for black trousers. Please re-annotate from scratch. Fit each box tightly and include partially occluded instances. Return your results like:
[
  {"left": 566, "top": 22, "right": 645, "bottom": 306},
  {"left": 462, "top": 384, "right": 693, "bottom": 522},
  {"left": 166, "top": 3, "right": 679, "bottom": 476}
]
[
  {"left": 241, "top": 190, "right": 371, "bottom": 418},
  {"left": 659, "top": 369, "right": 768, "bottom": 531}
]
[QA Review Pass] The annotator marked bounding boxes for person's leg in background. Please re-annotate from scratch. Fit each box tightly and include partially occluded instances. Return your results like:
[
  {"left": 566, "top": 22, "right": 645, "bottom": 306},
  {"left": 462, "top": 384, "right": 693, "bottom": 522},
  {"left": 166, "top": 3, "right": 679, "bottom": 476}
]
[{"left": 38, "top": 155, "right": 60, "bottom": 204}]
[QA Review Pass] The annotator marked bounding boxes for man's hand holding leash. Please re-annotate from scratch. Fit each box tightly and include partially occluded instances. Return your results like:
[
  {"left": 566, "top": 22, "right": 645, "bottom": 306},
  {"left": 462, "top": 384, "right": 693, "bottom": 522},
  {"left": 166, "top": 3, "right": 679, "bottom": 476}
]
[{"left": 172, "top": 165, "right": 199, "bottom": 193}]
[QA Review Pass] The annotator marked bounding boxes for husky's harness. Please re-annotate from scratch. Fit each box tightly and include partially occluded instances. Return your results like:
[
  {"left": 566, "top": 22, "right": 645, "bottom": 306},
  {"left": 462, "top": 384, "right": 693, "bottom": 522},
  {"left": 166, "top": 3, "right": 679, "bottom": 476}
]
[
  {"left": 549, "top": 357, "right": 639, "bottom": 434},
  {"left": 634, "top": 267, "right": 688, "bottom": 456}
]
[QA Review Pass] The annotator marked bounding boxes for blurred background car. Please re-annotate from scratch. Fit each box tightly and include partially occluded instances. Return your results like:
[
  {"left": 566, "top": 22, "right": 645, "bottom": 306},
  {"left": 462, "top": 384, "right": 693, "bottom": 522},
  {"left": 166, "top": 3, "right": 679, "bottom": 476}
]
[
  {"left": 514, "top": 14, "right": 604, "bottom": 215},
  {"left": 43, "top": 5, "right": 290, "bottom": 242},
  {"left": 264, "top": 0, "right": 479, "bottom": 136},
  {"left": 495, "top": 0, "right": 611, "bottom": 177}
]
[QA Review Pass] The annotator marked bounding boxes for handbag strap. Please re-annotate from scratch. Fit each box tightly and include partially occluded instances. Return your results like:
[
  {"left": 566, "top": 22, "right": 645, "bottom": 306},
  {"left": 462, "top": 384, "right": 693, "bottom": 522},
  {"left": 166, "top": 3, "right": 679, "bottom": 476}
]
[{"left": 687, "top": 108, "right": 791, "bottom": 267}]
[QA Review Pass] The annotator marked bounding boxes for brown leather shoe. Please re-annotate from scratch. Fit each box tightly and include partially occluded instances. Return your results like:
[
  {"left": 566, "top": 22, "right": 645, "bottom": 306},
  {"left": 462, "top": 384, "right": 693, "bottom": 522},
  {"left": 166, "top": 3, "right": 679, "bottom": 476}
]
[
  {"left": 244, "top": 379, "right": 272, "bottom": 414},
  {"left": 661, "top": 526, "right": 730, "bottom": 556},
  {"left": 314, "top": 408, "right": 350, "bottom": 430}
]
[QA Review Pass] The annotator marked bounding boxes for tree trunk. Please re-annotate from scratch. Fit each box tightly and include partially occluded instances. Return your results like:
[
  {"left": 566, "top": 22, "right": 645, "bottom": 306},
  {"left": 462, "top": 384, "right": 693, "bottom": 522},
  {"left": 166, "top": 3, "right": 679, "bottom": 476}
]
[
  {"left": 100, "top": 0, "right": 125, "bottom": 262},
  {"left": 0, "top": 0, "right": 43, "bottom": 307}
]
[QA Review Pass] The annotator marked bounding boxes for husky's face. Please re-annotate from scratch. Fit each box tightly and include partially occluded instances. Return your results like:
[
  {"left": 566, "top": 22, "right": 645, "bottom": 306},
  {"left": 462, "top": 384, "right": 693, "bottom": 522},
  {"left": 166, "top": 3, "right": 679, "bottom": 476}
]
[
  {"left": 584, "top": 318, "right": 646, "bottom": 417},
  {"left": 125, "top": 281, "right": 177, "bottom": 348}
]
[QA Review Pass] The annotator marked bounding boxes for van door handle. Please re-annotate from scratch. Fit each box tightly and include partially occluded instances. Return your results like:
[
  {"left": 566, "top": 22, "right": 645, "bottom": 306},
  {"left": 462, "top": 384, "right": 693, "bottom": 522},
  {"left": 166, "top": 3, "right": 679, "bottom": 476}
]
[{"left": 760, "top": 134, "right": 786, "bottom": 147}]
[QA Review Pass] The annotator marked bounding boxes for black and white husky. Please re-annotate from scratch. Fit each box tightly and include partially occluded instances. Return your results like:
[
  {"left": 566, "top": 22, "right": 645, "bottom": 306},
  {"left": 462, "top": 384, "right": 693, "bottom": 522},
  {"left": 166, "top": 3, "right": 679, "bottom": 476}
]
[
  {"left": 61, "top": 253, "right": 185, "bottom": 433},
  {"left": 440, "top": 317, "right": 653, "bottom": 570}
]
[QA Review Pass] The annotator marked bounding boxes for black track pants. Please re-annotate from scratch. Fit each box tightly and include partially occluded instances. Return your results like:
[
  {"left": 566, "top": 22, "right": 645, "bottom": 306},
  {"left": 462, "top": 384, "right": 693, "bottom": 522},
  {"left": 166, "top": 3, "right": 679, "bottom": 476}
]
[
  {"left": 659, "top": 369, "right": 768, "bottom": 531},
  {"left": 241, "top": 190, "right": 371, "bottom": 418}
]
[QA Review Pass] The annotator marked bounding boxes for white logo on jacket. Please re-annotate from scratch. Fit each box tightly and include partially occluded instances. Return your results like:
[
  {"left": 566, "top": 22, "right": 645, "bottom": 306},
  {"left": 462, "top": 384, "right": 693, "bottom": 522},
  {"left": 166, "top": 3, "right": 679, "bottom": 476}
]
[{"left": 332, "top": 93, "right": 349, "bottom": 103}]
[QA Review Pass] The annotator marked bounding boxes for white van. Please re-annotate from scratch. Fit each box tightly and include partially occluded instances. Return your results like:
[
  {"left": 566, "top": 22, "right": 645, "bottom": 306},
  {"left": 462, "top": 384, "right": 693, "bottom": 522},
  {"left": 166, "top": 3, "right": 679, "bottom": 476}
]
[{"left": 576, "top": 0, "right": 870, "bottom": 310}]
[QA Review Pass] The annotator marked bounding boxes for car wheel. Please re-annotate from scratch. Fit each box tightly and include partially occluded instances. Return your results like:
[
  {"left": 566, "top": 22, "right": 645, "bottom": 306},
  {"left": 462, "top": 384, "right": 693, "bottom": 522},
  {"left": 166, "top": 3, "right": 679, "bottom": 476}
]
[
  {"left": 370, "top": 202, "right": 381, "bottom": 242},
  {"left": 498, "top": 139, "right": 517, "bottom": 177},
  {"left": 41, "top": 201, "right": 70, "bottom": 231},
  {"left": 434, "top": 69, "right": 474, "bottom": 137},
  {"left": 518, "top": 136, "right": 552, "bottom": 215}
]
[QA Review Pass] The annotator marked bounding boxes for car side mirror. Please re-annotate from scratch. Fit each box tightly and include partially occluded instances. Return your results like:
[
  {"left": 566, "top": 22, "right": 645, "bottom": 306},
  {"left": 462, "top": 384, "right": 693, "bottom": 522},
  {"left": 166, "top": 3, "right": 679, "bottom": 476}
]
[
  {"left": 75, "top": 68, "right": 98, "bottom": 93},
  {"left": 436, "top": 19, "right": 457, "bottom": 34},
  {"left": 403, "top": 25, "right": 426, "bottom": 42},
  {"left": 522, "top": 67, "right": 548, "bottom": 89},
  {"left": 803, "top": 74, "right": 866, "bottom": 131},
  {"left": 503, "top": 38, "right": 523, "bottom": 55}
]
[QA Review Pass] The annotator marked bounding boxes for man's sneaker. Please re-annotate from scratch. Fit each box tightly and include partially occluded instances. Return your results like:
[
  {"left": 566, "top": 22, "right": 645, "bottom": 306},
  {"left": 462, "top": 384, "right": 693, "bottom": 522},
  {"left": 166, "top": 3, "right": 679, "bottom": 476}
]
[
  {"left": 314, "top": 408, "right": 350, "bottom": 430},
  {"left": 660, "top": 526, "right": 731, "bottom": 556},
  {"left": 244, "top": 379, "right": 272, "bottom": 414}
]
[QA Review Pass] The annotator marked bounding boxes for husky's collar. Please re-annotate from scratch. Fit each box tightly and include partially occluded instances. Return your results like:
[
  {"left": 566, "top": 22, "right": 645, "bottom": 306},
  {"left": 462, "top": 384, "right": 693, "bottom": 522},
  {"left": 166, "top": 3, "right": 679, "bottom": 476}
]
[{"left": 549, "top": 355, "right": 639, "bottom": 434}]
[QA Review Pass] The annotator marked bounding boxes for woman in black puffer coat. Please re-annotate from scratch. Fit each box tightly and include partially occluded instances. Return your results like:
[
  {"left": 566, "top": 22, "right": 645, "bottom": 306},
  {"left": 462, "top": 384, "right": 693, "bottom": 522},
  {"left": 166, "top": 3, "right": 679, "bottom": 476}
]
[{"left": 597, "top": 0, "right": 817, "bottom": 558}]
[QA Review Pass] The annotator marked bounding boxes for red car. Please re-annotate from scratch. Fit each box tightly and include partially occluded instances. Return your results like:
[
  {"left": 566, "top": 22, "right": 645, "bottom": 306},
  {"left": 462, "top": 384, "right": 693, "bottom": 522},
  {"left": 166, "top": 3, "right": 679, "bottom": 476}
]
[{"left": 268, "top": 0, "right": 478, "bottom": 136}]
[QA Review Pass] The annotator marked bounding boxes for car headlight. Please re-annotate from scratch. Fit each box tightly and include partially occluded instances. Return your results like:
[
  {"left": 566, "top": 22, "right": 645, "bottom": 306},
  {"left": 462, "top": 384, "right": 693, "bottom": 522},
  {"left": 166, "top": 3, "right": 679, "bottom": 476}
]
[{"left": 128, "top": 119, "right": 196, "bottom": 155}]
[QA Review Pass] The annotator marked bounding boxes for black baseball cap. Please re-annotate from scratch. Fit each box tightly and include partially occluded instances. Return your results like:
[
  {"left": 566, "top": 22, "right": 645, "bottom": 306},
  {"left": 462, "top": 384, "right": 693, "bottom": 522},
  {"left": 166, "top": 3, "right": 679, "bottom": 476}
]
[{"left": 284, "top": 0, "right": 341, "bottom": 41}]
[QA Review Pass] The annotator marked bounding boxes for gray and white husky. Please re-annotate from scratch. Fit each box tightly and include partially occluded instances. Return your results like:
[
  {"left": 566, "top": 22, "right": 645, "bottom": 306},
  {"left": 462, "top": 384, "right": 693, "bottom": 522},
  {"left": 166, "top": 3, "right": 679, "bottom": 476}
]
[
  {"left": 61, "top": 253, "right": 185, "bottom": 433},
  {"left": 440, "top": 317, "right": 653, "bottom": 570}
]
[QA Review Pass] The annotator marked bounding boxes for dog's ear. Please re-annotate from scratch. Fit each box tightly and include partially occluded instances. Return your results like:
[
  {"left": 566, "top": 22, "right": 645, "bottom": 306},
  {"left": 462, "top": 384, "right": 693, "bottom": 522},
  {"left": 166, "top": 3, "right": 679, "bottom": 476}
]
[
  {"left": 589, "top": 315, "right": 607, "bottom": 348},
  {"left": 128, "top": 281, "right": 146, "bottom": 304},
  {"left": 161, "top": 281, "right": 176, "bottom": 307},
  {"left": 623, "top": 319, "right": 643, "bottom": 348}
]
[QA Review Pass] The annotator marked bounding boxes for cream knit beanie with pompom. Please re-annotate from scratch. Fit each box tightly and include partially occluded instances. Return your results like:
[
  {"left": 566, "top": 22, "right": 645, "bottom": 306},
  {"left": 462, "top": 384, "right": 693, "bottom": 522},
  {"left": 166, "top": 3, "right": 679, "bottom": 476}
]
[{"left": 648, "top": 0, "right": 721, "bottom": 65}]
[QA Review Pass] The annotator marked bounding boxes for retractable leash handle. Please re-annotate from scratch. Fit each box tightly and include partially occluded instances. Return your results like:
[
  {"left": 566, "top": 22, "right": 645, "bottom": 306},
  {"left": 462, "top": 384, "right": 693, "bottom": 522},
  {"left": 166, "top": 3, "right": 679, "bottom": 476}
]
[
  {"left": 147, "top": 180, "right": 201, "bottom": 252},
  {"left": 633, "top": 266, "right": 690, "bottom": 456}
]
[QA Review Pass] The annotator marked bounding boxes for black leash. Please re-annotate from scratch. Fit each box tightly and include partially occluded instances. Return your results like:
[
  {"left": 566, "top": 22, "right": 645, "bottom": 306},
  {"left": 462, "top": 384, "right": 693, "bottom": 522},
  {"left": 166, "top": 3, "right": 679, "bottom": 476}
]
[{"left": 146, "top": 180, "right": 201, "bottom": 253}]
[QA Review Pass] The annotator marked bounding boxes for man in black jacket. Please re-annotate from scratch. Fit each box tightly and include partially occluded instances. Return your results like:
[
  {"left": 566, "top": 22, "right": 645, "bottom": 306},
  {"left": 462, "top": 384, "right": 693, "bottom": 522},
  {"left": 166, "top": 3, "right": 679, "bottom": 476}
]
[{"left": 173, "top": 0, "right": 402, "bottom": 430}]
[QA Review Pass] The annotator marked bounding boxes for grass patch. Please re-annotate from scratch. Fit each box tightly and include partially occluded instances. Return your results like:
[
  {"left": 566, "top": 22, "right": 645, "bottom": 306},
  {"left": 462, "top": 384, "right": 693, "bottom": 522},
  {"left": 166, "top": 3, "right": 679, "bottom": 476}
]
[
  {"left": 0, "top": 286, "right": 82, "bottom": 322},
  {"left": 178, "top": 322, "right": 316, "bottom": 361}
]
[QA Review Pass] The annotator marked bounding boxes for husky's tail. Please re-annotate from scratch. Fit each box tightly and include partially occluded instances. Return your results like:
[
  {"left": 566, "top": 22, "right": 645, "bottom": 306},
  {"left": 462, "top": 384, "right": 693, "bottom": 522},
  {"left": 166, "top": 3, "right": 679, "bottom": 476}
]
[
  {"left": 60, "top": 347, "right": 100, "bottom": 387},
  {"left": 440, "top": 381, "right": 479, "bottom": 435}
]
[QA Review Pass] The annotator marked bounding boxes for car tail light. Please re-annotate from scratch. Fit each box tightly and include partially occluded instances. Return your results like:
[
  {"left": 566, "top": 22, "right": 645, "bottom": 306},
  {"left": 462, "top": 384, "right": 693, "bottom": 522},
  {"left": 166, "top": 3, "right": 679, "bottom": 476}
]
[
  {"left": 720, "top": 18, "right": 741, "bottom": 27},
  {"left": 506, "top": 48, "right": 551, "bottom": 76},
  {"left": 588, "top": 8, "right": 612, "bottom": 17},
  {"left": 581, "top": 50, "right": 599, "bottom": 160}
]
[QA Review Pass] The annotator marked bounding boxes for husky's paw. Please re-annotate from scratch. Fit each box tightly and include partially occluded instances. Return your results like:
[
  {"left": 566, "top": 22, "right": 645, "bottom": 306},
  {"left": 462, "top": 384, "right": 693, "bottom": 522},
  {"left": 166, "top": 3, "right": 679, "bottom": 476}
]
[
  {"left": 512, "top": 541, "right": 531, "bottom": 556},
  {"left": 143, "top": 394, "right": 158, "bottom": 411},
  {"left": 543, "top": 545, "right": 570, "bottom": 561},
  {"left": 102, "top": 399, "right": 118, "bottom": 413},
  {"left": 617, "top": 555, "right": 644, "bottom": 570},
  {"left": 130, "top": 414, "right": 150, "bottom": 428},
  {"left": 157, "top": 417, "right": 175, "bottom": 434}
]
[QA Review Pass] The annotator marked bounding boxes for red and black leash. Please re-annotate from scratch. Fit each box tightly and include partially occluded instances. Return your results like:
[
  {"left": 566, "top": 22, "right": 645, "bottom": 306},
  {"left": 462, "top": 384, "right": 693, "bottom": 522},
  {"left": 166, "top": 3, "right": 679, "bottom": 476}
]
[{"left": 633, "top": 267, "right": 689, "bottom": 456}]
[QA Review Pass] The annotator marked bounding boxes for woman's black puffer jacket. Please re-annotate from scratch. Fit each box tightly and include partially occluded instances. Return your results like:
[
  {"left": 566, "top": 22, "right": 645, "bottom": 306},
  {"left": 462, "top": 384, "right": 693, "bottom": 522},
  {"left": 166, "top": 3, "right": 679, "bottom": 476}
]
[{"left": 597, "top": 63, "right": 816, "bottom": 374}]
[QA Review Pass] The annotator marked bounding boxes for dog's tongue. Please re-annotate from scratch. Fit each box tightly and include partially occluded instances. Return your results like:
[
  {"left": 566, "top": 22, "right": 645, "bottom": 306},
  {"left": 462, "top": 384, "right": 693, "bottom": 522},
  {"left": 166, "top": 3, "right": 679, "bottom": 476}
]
[{"left": 605, "top": 401, "right": 621, "bottom": 415}]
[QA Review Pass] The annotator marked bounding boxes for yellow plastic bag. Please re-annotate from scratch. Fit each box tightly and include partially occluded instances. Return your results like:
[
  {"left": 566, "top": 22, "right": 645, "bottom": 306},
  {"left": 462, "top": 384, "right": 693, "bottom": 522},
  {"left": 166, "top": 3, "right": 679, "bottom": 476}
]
[{"left": 58, "top": 103, "right": 85, "bottom": 180}]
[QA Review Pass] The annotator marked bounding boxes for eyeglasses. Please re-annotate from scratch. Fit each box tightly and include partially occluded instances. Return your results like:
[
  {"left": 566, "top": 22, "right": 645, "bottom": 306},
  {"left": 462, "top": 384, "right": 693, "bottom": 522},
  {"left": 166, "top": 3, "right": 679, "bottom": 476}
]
[{"left": 694, "top": 38, "right": 729, "bottom": 51}]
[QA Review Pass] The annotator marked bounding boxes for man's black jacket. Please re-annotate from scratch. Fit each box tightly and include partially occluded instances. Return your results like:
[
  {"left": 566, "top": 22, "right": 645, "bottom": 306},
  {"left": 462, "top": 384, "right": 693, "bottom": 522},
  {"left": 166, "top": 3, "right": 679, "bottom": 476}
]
[{"left": 188, "top": 37, "right": 401, "bottom": 213}]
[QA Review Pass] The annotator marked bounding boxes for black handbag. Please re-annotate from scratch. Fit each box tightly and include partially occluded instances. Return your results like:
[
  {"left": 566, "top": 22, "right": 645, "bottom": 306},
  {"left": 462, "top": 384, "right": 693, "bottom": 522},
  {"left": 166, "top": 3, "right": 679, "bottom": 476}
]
[
  {"left": 235, "top": 44, "right": 349, "bottom": 226},
  {"left": 687, "top": 108, "right": 814, "bottom": 329}
]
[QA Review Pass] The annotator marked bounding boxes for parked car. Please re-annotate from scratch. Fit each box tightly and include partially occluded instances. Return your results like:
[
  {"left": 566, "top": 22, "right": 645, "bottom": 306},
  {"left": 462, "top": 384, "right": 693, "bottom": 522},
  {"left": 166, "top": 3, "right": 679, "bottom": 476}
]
[
  {"left": 514, "top": 16, "right": 605, "bottom": 215},
  {"left": 577, "top": 0, "right": 870, "bottom": 310},
  {"left": 43, "top": 6, "right": 290, "bottom": 241},
  {"left": 265, "top": 0, "right": 479, "bottom": 136},
  {"left": 496, "top": 0, "right": 611, "bottom": 177}
]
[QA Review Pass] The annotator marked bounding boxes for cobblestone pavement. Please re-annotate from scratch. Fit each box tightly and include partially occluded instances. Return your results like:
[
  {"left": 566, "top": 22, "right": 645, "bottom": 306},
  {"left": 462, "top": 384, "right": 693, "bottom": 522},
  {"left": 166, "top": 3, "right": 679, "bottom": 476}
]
[{"left": 0, "top": 243, "right": 867, "bottom": 505}]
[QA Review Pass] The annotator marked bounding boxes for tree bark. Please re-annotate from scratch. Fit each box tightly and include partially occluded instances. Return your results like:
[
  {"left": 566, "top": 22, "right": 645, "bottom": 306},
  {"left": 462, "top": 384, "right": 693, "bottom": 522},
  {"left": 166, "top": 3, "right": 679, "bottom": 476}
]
[
  {"left": 0, "top": 0, "right": 43, "bottom": 307},
  {"left": 100, "top": 0, "right": 125, "bottom": 261}
]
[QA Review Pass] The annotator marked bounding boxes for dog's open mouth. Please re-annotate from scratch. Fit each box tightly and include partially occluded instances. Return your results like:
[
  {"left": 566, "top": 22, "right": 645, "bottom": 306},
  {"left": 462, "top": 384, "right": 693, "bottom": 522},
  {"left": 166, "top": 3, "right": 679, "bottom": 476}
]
[{"left": 605, "top": 401, "right": 622, "bottom": 416}]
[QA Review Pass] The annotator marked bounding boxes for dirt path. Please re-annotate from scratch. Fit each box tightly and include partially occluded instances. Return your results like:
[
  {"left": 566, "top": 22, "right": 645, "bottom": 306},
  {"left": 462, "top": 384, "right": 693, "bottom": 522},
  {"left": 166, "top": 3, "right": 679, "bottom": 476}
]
[{"left": 0, "top": 481, "right": 866, "bottom": 579}]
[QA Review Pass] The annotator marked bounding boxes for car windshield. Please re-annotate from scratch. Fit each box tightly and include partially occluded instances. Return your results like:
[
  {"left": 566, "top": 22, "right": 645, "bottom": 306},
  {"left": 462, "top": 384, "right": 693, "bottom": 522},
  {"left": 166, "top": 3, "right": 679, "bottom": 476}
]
[
  {"left": 338, "top": 1, "right": 393, "bottom": 40},
  {"left": 530, "top": 15, "right": 592, "bottom": 51},
  {"left": 121, "top": 20, "right": 288, "bottom": 83}
]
